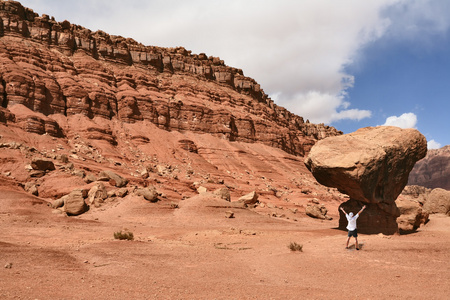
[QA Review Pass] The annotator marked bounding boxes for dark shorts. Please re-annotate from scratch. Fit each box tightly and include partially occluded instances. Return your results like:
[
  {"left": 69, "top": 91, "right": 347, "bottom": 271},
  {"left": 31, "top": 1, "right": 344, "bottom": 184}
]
[{"left": 348, "top": 229, "right": 358, "bottom": 238}]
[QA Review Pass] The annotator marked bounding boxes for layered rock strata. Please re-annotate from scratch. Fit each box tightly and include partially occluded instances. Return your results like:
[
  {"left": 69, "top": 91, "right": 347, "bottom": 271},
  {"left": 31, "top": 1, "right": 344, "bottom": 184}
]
[
  {"left": 0, "top": 1, "right": 341, "bottom": 156},
  {"left": 408, "top": 145, "right": 450, "bottom": 190}
]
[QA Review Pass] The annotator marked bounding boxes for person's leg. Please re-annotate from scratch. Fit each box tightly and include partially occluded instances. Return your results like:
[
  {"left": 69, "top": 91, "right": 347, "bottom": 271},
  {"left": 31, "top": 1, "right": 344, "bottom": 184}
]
[
  {"left": 355, "top": 237, "right": 359, "bottom": 250},
  {"left": 346, "top": 236, "right": 351, "bottom": 248}
]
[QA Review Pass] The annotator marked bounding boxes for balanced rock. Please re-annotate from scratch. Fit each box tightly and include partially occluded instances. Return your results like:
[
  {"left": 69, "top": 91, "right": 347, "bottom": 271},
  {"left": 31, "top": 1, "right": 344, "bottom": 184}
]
[{"left": 305, "top": 126, "right": 427, "bottom": 234}]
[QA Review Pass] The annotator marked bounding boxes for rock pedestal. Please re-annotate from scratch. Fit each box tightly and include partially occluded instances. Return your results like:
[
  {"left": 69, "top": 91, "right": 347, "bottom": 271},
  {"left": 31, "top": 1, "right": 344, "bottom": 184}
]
[{"left": 305, "top": 126, "right": 427, "bottom": 234}]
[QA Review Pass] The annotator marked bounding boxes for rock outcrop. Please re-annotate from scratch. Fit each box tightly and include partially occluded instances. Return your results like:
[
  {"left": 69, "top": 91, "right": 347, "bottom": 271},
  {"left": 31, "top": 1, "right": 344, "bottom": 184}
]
[
  {"left": 0, "top": 0, "right": 341, "bottom": 157},
  {"left": 423, "top": 188, "right": 450, "bottom": 215},
  {"left": 396, "top": 197, "right": 429, "bottom": 233},
  {"left": 408, "top": 145, "right": 450, "bottom": 190},
  {"left": 305, "top": 199, "right": 332, "bottom": 220},
  {"left": 304, "top": 126, "right": 427, "bottom": 234},
  {"left": 51, "top": 189, "right": 88, "bottom": 216}
]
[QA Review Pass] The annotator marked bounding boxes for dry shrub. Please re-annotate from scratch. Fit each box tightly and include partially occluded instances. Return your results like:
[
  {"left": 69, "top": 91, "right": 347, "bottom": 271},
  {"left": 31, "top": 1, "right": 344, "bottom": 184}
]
[
  {"left": 288, "top": 242, "right": 303, "bottom": 252},
  {"left": 114, "top": 229, "right": 134, "bottom": 240}
]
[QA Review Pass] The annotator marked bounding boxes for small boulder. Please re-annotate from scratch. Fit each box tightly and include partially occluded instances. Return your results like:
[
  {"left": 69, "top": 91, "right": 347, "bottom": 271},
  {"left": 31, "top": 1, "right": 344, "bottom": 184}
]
[
  {"left": 24, "top": 182, "right": 38, "bottom": 196},
  {"left": 84, "top": 173, "right": 97, "bottom": 184},
  {"left": 239, "top": 191, "right": 258, "bottom": 205},
  {"left": 225, "top": 211, "right": 235, "bottom": 218},
  {"left": 116, "top": 188, "right": 129, "bottom": 198},
  {"left": 98, "top": 170, "right": 128, "bottom": 188},
  {"left": 52, "top": 189, "right": 88, "bottom": 216},
  {"left": 213, "top": 187, "right": 231, "bottom": 201},
  {"left": 31, "top": 158, "right": 55, "bottom": 171},
  {"left": 136, "top": 186, "right": 158, "bottom": 202},
  {"left": 197, "top": 186, "right": 208, "bottom": 194},
  {"left": 87, "top": 183, "right": 108, "bottom": 207},
  {"left": 305, "top": 202, "right": 332, "bottom": 220}
]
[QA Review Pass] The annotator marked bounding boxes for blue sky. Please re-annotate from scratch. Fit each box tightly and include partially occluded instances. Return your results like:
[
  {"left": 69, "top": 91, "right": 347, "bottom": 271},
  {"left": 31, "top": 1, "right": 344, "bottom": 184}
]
[{"left": 16, "top": 0, "right": 449, "bottom": 148}]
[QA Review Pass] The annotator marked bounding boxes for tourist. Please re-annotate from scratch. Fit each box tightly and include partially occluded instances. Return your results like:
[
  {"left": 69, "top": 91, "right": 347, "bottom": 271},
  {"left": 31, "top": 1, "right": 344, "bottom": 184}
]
[{"left": 340, "top": 205, "right": 366, "bottom": 250}]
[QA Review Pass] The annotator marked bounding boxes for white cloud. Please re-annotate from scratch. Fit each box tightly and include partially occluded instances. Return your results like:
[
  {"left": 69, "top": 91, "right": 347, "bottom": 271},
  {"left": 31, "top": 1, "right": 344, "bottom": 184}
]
[
  {"left": 18, "top": 0, "right": 399, "bottom": 125},
  {"left": 381, "top": 112, "right": 418, "bottom": 128},
  {"left": 427, "top": 139, "right": 442, "bottom": 149},
  {"left": 22, "top": 0, "right": 450, "bottom": 129},
  {"left": 278, "top": 91, "right": 371, "bottom": 124}
]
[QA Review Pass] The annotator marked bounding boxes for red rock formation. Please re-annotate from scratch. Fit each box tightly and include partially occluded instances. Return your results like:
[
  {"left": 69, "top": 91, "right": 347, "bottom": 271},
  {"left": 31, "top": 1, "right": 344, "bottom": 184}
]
[
  {"left": 304, "top": 126, "right": 428, "bottom": 234},
  {"left": 408, "top": 145, "right": 450, "bottom": 190},
  {"left": 0, "top": 1, "right": 341, "bottom": 156}
]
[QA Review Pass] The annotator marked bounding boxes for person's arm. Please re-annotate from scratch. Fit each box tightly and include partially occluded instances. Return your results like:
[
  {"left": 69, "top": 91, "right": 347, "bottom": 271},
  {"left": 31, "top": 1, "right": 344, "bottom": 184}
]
[
  {"left": 357, "top": 205, "right": 367, "bottom": 215},
  {"left": 340, "top": 207, "right": 347, "bottom": 215}
]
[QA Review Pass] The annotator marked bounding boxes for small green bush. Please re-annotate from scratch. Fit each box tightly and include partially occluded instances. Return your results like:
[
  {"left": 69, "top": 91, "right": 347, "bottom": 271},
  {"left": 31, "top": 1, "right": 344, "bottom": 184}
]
[
  {"left": 288, "top": 242, "right": 303, "bottom": 252},
  {"left": 114, "top": 230, "right": 134, "bottom": 241}
]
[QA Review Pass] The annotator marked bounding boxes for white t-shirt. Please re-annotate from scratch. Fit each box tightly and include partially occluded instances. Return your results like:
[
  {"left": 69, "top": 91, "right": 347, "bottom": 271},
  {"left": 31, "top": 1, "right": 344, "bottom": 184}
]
[{"left": 346, "top": 213, "right": 359, "bottom": 231}]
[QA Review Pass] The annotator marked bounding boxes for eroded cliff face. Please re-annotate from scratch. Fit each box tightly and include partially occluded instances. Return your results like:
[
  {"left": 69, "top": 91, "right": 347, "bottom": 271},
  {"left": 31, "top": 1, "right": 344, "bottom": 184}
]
[
  {"left": 0, "top": 0, "right": 341, "bottom": 156},
  {"left": 408, "top": 145, "right": 450, "bottom": 190}
]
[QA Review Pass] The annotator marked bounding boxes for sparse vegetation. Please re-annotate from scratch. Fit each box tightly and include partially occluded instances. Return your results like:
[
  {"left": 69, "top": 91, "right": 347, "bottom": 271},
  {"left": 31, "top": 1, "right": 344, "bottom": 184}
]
[
  {"left": 114, "top": 229, "right": 134, "bottom": 240},
  {"left": 288, "top": 242, "right": 303, "bottom": 252}
]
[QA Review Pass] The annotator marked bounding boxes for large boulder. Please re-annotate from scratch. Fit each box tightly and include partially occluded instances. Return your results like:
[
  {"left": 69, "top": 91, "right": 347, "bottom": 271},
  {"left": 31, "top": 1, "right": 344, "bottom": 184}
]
[
  {"left": 396, "top": 197, "right": 429, "bottom": 233},
  {"left": 87, "top": 183, "right": 108, "bottom": 207},
  {"left": 97, "top": 170, "right": 128, "bottom": 188},
  {"left": 51, "top": 189, "right": 88, "bottom": 216},
  {"left": 423, "top": 188, "right": 450, "bottom": 215},
  {"left": 305, "top": 126, "right": 427, "bottom": 234}
]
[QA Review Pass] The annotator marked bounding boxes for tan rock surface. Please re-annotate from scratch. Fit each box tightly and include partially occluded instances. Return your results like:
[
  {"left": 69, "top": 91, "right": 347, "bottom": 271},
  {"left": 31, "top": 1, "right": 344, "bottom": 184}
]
[
  {"left": 424, "top": 188, "right": 450, "bottom": 215},
  {"left": 305, "top": 126, "right": 427, "bottom": 234}
]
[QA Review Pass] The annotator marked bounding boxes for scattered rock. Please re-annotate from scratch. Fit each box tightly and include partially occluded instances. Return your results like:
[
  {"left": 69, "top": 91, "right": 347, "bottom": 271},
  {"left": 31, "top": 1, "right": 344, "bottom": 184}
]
[
  {"left": 213, "top": 187, "right": 231, "bottom": 201},
  {"left": 239, "top": 191, "right": 258, "bottom": 205},
  {"left": 87, "top": 183, "right": 108, "bottom": 207},
  {"left": 305, "top": 201, "right": 332, "bottom": 220},
  {"left": 136, "top": 186, "right": 158, "bottom": 202},
  {"left": 98, "top": 170, "right": 128, "bottom": 188},
  {"left": 31, "top": 158, "right": 55, "bottom": 171},
  {"left": 4, "top": 263, "right": 13, "bottom": 269},
  {"left": 225, "top": 211, "right": 235, "bottom": 218},
  {"left": 116, "top": 188, "right": 129, "bottom": 198},
  {"left": 197, "top": 186, "right": 208, "bottom": 194},
  {"left": 51, "top": 189, "right": 88, "bottom": 216},
  {"left": 24, "top": 182, "right": 39, "bottom": 196},
  {"left": 84, "top": 173, "right": 97, "bottom": 184}
]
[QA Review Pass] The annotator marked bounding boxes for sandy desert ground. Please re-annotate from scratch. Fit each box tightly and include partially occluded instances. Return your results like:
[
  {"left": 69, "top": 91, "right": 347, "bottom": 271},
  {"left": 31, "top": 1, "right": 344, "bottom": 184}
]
[{"left": 1, "top": 182, "right": 449, "bottom": 300}]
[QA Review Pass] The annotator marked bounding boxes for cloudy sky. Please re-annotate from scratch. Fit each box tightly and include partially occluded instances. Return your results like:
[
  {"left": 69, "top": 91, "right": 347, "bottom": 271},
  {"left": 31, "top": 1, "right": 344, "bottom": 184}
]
[{"left": 18, "top": 0, "right": 449, "bottom": 148}]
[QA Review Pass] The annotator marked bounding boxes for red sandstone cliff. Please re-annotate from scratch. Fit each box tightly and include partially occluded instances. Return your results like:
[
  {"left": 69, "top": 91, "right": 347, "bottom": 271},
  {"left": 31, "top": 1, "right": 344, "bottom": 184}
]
[
  {"left": 408, "top": 145, "right": 450, "bottom": 190},
  {"left": 0, "top": 0, "right": 341, "bottom": 156}
]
